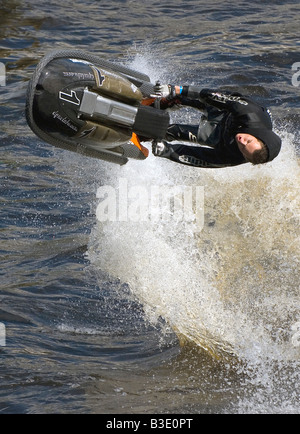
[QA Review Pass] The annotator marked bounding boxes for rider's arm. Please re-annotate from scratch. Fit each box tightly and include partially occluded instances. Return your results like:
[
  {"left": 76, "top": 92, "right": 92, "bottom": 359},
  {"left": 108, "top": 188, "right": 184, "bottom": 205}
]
[
  {"left": 176, "top": 86, "right": 248, "bottom": 112},
  {"left": 158, "top": 84, "right": 248, "bottom": 112}
]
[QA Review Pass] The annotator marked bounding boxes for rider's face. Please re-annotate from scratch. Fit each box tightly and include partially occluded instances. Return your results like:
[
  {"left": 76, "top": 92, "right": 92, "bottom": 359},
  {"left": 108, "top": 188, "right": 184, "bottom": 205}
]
[{"left": 235, "top": 133, "right": 263, "bottom": 161}]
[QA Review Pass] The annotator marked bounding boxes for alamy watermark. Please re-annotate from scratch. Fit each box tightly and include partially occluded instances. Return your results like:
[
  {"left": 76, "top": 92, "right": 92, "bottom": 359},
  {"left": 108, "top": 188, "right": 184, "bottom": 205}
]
[
  {"left": 96, "top": 178, "right": 204, "bottom": 231},
  {"left": 0, "top": 62, "right": 6, "bottom": 87},
  {"left": 0, "top": 322, "right": 6, "bottom": 347},
  {"left": 292, "top": 62, "right": 300, "bottom": 87}
]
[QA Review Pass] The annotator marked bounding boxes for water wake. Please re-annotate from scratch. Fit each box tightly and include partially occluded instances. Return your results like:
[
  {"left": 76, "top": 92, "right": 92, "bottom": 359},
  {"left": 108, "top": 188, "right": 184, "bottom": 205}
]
[
  {"left": 82, "top": 45, "right": 300, "bottom": 414},
  {"left": 88, "top": 127, "right": 299, "bottom": 360}
]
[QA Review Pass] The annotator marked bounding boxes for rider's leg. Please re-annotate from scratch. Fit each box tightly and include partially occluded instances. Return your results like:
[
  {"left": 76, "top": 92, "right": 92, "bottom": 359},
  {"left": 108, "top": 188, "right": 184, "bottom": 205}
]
[{"left": 166, "top": 124, "right": 199, "bottom": 143}]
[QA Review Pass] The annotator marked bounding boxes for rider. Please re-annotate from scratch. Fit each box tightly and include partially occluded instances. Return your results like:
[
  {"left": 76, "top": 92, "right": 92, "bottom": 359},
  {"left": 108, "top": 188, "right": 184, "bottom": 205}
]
[{"left": 152, "top": 84, "right": 282, "bottom": 168}]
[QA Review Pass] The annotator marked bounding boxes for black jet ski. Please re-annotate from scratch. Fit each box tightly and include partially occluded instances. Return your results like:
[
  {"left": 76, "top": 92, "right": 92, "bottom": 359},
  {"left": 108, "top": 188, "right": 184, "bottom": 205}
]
[{"left": 25, "top": 49, "right": 170, "bottom": 165}]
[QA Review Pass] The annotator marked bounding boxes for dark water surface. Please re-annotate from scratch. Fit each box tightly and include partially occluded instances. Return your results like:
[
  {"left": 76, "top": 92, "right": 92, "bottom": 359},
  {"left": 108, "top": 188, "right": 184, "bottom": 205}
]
[{"left": 1, "top": 0, "right": 300, "bottom": 414}]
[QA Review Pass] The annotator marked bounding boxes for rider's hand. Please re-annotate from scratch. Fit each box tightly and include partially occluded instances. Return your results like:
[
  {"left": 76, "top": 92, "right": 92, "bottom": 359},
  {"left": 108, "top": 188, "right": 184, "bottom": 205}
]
[
  {"left": 154, "top": 83, "right": 177, "bottom": 98},
  {"left": 152, "top": 141, "right": 172, "bottom": 157},
  {"left": 153, "top": 83, "right": 171, "bottom": 97}
]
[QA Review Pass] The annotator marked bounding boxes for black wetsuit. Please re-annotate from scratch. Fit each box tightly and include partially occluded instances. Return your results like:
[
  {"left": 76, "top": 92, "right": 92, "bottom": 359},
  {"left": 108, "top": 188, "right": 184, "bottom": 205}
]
[{"left": 162, "top": 87, "right": 278, "bottom": 168}]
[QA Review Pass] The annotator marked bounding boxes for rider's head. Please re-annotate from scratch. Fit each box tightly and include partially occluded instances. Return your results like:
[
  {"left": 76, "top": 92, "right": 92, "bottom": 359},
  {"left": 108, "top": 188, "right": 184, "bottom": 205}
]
[
  {"left": 236, "top": 133, "right": 268, "bottom": 164},
  {"left": 235, "top": 130, "right": 281, "bottom": 164}
]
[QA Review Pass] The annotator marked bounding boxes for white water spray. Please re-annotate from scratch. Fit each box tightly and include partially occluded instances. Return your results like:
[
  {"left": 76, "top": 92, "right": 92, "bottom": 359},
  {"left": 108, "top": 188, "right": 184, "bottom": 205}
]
[{"left": 85, "top": 54, "right": 300, "bottom": 412}]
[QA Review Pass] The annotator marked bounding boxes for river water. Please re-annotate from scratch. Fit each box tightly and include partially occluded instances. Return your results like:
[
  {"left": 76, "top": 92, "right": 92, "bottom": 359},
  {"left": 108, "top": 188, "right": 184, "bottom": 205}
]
[{"left": 1, "top": 0, "right": 300, "bottom": 414}]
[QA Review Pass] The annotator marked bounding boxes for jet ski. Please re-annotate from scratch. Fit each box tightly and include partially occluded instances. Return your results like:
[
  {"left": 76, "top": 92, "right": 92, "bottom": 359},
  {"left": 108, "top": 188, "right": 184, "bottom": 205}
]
[{"left": 25, "top": 49, "right": 170, "bottom": 165}]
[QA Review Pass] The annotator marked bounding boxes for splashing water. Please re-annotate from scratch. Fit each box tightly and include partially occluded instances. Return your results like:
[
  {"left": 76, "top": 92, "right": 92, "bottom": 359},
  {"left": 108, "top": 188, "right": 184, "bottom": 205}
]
[
  {"left": 88, "top": 134, "right": 299, "bottom": 352},
  {"left": 86, "top": 54, "right": 300, "bottom": 412}
]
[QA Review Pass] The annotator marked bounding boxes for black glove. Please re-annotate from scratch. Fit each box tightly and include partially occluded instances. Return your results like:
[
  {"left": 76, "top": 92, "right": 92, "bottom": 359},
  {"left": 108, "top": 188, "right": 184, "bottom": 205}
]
[{"left": 152, "top": 141, "right": 173, "bottom": 157}]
